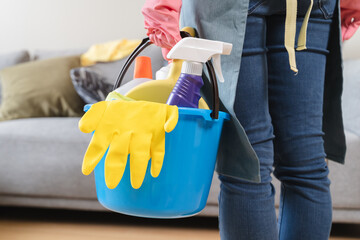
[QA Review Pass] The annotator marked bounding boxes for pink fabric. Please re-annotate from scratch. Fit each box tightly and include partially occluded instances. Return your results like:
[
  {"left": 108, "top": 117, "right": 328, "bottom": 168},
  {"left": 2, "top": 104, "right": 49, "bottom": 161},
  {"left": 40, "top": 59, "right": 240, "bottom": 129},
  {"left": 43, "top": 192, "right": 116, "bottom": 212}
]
[
  {"left": 142, "top": 0, "right": 182, "bottom": 60},
  {"left": 341, "top": 0, "right": 360, "bottom": 41}
]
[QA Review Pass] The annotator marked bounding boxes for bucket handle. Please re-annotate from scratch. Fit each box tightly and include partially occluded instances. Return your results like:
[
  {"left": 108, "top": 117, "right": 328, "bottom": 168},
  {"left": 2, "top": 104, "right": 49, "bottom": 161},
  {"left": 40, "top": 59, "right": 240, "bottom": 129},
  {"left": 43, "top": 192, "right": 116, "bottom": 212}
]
[{"left": 112, "top": 32, "right": 220, "bottom": 119}]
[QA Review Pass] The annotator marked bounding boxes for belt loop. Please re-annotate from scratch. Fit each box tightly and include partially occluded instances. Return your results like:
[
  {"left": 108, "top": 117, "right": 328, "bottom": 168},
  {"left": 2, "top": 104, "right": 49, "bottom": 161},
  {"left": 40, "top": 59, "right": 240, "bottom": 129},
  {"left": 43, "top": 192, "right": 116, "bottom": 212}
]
[
  {"left": 297, "top": 0, "right": 314, "bottom": 50},
  {"left": 284, "top": 0, "right": 298, "bottom": 73}
]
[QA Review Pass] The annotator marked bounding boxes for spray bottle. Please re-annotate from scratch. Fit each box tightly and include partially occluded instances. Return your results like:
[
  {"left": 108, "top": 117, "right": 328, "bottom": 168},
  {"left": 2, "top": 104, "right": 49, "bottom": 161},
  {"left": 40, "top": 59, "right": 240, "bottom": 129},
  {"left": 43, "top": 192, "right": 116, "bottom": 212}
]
[{"left": 166, "top": 37, "right": 232, "bottom": 108}]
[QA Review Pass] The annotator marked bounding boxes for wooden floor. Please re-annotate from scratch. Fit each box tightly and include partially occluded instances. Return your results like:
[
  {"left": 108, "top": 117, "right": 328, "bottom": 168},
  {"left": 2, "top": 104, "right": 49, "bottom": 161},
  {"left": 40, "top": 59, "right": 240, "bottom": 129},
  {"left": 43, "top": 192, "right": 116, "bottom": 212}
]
[{"left": 0, "top": 207, "right": 359, "bottom": 240}]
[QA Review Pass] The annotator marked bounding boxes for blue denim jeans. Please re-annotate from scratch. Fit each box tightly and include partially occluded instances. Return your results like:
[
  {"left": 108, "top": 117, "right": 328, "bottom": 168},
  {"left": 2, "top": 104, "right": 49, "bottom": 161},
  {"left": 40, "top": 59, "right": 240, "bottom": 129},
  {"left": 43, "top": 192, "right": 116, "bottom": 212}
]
[{"left": 218, "top": 1, "right": 336, "bottom": 239}]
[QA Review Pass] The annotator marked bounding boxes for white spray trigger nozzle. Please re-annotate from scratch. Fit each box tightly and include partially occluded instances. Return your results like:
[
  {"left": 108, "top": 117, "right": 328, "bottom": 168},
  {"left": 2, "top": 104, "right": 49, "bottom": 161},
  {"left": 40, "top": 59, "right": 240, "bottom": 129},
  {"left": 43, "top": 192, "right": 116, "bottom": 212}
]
[
  {"left": 167, "top": 37, "right": 232, "bottom": 83},
  {"left": 212, "top": 54, "right": 224, "bottom": 83}
]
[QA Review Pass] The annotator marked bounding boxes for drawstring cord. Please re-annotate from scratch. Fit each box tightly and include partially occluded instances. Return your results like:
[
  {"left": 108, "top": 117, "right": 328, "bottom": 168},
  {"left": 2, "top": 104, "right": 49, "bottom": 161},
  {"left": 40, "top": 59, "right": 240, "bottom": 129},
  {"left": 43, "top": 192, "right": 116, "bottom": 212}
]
[
  {"left": 284, "top": 0, "right": 313, "bottom": 73},
  {"left": 297, "top": 0, "right": 314, "bottom": 50}
]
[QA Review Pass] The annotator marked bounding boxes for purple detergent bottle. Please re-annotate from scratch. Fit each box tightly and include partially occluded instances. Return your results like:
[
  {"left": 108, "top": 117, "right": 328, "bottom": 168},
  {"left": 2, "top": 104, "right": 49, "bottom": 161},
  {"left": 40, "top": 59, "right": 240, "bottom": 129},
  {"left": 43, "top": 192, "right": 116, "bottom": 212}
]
[
  {"left": 166, "top": 61, "right": 203, "bottom": 108},
  {"left": 165, "top": 37, "right": 233, "bottom": 108}
]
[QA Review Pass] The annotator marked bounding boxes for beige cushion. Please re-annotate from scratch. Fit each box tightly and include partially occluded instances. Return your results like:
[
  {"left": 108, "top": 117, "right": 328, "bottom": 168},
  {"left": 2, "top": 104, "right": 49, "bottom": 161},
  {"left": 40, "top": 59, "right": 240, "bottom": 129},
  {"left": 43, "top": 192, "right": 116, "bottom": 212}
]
[
  {"left": 0, "top": 50, "right": 31, "bottom": 104},
  {"left": 0, "top": 56, "right": 84, "bottom": 121}
]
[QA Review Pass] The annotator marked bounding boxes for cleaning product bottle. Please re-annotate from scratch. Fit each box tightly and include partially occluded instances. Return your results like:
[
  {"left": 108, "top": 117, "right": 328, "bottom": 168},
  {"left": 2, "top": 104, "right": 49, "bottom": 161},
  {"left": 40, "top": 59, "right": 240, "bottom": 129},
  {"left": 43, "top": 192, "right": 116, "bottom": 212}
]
[
  {"left": 155, "top": 63, "right": 171, "bottom": 80},
  {"left": 114, "top": 56, "right": 153, "bottom": 95},
  {"left": 166, "top": 37, "right": 232, "bottom": 108}
]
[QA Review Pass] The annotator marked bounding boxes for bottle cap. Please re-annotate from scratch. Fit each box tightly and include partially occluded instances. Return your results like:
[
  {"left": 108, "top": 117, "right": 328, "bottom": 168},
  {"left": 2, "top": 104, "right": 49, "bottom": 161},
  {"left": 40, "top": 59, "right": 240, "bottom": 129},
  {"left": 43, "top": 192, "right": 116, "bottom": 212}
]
[
  {"left": 133, "top": 56, "right": 152, "bottom": 79},
  {"left": 181, "top": 61, "right": 203, "bottom": 76}
]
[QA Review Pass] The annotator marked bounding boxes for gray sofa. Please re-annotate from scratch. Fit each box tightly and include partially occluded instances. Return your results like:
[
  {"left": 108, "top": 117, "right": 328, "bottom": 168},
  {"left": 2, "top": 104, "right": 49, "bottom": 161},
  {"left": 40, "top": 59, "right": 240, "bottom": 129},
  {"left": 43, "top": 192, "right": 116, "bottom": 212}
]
[{"left": 0, "top": 50, "right": 359, "bottom": 223}]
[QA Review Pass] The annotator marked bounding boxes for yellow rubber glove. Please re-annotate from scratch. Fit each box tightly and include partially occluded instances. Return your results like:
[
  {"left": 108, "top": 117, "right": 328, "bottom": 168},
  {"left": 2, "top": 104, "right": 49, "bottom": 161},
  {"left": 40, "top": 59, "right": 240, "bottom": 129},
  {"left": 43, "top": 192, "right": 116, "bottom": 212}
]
[
  {"left": 105, "top": 91, "right": 134, "bottom": 101},
  {"left": 79, "top": 100, "right": 178, "bottom": 189}
]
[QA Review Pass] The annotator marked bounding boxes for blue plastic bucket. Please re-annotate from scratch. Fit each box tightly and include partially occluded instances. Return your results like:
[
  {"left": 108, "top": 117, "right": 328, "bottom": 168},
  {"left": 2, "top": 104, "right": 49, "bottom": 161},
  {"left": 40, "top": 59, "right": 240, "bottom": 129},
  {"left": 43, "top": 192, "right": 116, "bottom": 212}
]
[{"left": 93, "top": 107, "right": 229, "bottom": 218}]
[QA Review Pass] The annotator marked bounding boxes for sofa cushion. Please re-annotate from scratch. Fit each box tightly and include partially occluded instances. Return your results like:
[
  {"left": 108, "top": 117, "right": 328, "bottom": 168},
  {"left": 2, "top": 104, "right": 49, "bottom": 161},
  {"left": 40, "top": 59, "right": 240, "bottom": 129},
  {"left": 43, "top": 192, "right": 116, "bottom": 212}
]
[
  {"left": 34, "top": 45, "right": 164, "bottom": 86},
  {"left": 69, "top": 45, "right": 164, "bottom": 103},
  {"left": 0, "top": 50, "right": 31, "bottom": 104},
  {"left": 70, "top": 68, "right": 113, "bottom": 103},
  {"left": 0, "top": 56, "right": 84, "bottom": 121},
  {"left": 0, "top": 117, "right": 96, "bottom": 199}
]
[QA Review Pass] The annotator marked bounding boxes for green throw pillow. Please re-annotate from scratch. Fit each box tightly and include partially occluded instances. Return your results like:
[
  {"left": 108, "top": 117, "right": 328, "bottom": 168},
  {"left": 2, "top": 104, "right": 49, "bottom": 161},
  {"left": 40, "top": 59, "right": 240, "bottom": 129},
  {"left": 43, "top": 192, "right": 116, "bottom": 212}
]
[{"left": 0, "top": 56, "right": 84, "bottom": 121}]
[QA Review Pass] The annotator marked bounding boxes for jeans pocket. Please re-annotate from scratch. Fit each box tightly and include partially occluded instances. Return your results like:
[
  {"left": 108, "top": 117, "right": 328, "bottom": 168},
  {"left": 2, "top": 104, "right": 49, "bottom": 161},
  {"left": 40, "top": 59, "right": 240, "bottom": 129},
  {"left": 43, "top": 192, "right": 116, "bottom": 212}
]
[
  {"left": 318, "top": 0, "right": 337, "bottom": 19},
  {"left": 248, "top": 0, "right": 267, "bottom": 14}
]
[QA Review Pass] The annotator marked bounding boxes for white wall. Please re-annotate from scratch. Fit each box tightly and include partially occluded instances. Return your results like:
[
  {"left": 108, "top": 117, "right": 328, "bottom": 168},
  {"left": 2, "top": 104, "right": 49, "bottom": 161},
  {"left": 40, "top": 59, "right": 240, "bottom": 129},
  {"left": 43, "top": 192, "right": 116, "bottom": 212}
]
[
  {"left": 0, "top": 0, "right": 146, "bottom": 53},
  {"left": 0, "top": 0, "right": 359, "bottom": 59}
]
